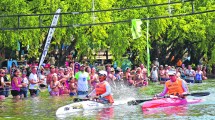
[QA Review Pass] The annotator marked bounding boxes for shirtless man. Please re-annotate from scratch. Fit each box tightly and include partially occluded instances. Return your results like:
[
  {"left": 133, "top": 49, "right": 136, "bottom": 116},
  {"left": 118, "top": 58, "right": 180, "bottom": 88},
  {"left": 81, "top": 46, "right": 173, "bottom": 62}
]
[{"left": 47, "top": 65, "right": 56, "bottom": 95}]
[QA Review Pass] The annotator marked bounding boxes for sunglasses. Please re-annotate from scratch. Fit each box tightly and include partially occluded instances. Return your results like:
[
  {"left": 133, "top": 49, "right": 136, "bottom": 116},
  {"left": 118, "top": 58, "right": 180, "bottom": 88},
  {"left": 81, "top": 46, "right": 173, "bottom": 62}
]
[{"left": 98, "top": 74, "right": 106, "bottom": 76}]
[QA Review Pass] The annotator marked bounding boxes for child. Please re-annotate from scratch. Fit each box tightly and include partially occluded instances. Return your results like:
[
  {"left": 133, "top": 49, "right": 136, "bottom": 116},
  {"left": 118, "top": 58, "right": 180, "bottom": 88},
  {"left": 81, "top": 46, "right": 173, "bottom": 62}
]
[
  {"left": 20, "top": 70, "right": 29, "bottom": 98},
  {"left": 69, "top": 78, "right": 77, "bottom": 97}
]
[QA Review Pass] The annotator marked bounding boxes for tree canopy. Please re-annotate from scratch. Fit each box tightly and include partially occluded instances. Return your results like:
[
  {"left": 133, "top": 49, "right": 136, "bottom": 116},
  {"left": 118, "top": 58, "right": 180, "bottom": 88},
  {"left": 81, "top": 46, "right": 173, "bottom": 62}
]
[{"left": 0, "top": 0, "right": 215, "bottom": 69}]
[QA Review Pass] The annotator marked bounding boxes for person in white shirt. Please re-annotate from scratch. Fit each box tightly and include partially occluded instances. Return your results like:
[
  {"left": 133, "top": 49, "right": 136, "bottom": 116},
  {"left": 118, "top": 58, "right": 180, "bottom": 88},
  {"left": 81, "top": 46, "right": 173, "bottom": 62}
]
[
  {"left": 20, "top": 70, "right": 29, "bottom": 98},
  {"left": 185, "top": 65, "right": 196, "bottom": 83},
  {"left": 29, "top": 66, "right": 41, "bottom": 97},
  {"left": 150, "top": 66, "right": 158, "bottom": 82},
  {"left": 74, "top": 64, "right": 90, "bottom": 97}
]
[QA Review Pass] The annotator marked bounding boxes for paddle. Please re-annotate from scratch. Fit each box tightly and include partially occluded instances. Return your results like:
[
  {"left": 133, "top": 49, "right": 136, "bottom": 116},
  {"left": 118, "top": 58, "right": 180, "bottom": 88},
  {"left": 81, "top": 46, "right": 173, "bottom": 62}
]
[
  {"left": 127, "top": 92, "right": 210, "bottom": 105},
  {"left": 183, "top": 92, "right": 210, "bottom": 97},
  {"left": 73, "top": 98, "right": 90, "bottom": 102}
]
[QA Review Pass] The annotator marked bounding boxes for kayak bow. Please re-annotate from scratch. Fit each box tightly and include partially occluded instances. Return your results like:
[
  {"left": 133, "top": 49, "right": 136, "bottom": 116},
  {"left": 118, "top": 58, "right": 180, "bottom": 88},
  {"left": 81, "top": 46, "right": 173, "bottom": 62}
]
[
  {"left": 141, "top": 98, "right": 202, "bottom": 110},
  {"left": 56, "top": 101, "right": 109, "bottom": 115}
]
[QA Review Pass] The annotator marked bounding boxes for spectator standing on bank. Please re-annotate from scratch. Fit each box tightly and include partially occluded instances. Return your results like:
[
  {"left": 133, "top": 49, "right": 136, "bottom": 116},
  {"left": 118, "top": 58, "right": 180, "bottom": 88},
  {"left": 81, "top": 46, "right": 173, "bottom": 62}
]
[
  {"left": 0, "top": 69, "right": 6, "bottom": 100},
  {"left": 10, "top": 62, "right": 17, "bottom": 78},
  {"left": 47, "top": 65, "right": 56, "bottom": 95},
  {"left": 150, "top": 66, "right": 158, "bottom": 82},
  {"left": 185, "top": 65, "right": 196, "bottom": 83},
  {"left": 2, "top": 67, "right": 10, "bottom": 97},
  {"left": 20, "top": 70, "right": 29, "bottom": 98},
  {"left": 180, "top": 64, "right": 187, "bottom": 80},
  {"left": 50, "top": 73, "right": 61, "bottom": 96},
  {"left": 29, "top": 66, "right": 40, "bottom": 97},
  {"left": 202, "top": 66, "right": 208, "bottom": 80},
  {"left": 74, "top": 64, "right": 90, "bottom": 97},
  {"left": 154, "top": 58, "right": 160, "bottom": 68},
  {"left": 11, "top": 69, "right": 24, "bottom": 100},
  {"left": 195, "top": 66, "right": 203, "bottom": 83},
  {"left": 140, "top": 64, "right": 148, "bottom": 79}
]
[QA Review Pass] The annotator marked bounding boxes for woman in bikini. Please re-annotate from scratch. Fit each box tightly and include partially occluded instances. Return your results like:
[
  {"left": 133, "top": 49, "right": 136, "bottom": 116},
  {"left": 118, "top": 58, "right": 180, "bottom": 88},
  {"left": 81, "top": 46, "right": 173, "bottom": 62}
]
[{"left": 50, "top": 73, "right": 62, "bottom": 96}]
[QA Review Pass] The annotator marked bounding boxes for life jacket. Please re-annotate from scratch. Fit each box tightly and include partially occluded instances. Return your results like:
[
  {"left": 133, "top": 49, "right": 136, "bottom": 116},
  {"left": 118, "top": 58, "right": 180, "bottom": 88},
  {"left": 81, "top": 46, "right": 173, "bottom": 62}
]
[
  {"left": 165, "top": 78, "right": 184, "bottom": 96},
  {"left": 95, "top": 81, "right": 114, "bottom": 103}
]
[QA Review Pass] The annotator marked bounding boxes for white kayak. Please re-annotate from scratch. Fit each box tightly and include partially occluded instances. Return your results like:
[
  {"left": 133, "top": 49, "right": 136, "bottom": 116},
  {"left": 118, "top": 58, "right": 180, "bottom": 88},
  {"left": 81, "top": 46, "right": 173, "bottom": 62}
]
[{"left": 56, "top": 101, "right": 110, "bottom": 115}]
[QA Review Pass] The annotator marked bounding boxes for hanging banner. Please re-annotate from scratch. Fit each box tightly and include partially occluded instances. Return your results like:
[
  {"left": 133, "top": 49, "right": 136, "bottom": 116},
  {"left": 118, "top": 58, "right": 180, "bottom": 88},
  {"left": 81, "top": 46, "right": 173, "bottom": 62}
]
[
  {"left": 38, "top": 9, "right": 61, "bottom": 69},
  {"left": 131, "top": 19, "right": 142, "bottom": 39}
]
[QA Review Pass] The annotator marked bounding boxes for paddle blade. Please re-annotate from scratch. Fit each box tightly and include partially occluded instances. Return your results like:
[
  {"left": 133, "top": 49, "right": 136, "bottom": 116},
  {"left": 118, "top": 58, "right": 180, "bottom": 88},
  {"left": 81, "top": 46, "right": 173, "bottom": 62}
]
[
  {"left": 73, "top": 98, "right": 90, "bottom": 102},
  {"left": 189, "top": 92, "right": 210, "bottom": 97},
  {"left": 127, "top": 99, "right": 153, "bottom": 105}
]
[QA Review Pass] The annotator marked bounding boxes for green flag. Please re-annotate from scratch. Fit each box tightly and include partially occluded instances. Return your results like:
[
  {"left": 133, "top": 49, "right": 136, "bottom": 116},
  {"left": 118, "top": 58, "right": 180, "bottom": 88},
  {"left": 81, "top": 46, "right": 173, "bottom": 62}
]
[{"left": 131, "top": 19, "right": 142, "bottom": 39}]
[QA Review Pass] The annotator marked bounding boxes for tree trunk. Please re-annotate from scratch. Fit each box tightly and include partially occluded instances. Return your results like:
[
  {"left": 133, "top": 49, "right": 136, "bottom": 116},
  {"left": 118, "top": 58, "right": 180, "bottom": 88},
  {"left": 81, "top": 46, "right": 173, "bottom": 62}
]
[{"left": 56, "top": 38, "right": 77, "bottom": 67}]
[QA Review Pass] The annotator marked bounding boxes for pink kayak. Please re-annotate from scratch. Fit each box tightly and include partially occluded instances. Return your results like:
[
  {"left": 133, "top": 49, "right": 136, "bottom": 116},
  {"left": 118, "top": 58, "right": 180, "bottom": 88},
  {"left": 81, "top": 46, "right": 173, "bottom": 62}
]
[{"left": 142, "top": 98, "right": 202, "bottom": 110}]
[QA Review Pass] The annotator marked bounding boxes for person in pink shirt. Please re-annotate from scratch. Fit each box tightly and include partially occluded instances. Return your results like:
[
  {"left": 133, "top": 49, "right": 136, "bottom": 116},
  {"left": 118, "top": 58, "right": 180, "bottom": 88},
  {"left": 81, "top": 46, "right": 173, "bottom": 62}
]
[
  {"left": 90, "top": 67, "right": 99, "bottom": 89},
  {"left": 0, "top": 69, "right": 6, "bottom": 100},
  {"left": 11, "top": 69, "right": 25, "bottom": 100}
]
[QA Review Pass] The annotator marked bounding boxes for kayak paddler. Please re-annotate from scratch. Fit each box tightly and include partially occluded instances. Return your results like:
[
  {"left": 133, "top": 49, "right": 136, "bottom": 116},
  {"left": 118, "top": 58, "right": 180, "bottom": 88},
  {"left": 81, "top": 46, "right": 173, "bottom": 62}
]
[
  {"left": 87, "top": 70, "right": 114, "bottom": 105},
  {"left": 154, "top": 69, "right": 189, "bottom": 98}
]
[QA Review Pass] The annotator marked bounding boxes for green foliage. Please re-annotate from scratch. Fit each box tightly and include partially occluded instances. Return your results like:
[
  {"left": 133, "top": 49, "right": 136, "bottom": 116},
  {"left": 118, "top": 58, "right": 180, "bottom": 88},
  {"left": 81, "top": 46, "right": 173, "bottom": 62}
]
[{"left": 0, "top": 0, "right": 215, "bottom": 67}]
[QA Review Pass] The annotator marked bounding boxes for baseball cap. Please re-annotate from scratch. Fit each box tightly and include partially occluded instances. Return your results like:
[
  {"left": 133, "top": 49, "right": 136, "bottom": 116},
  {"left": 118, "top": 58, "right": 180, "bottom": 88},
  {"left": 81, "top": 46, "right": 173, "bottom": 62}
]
[
  {"left": 168, "top": 69, "right": 176, "bottom": 75},
  {"left": 98, "top": 70, "right": 107, "bottom": 76}
]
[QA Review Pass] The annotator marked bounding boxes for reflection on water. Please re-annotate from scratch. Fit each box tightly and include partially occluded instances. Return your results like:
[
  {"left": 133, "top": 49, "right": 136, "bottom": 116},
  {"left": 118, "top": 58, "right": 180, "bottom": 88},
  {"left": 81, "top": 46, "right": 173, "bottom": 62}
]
[
  {"left": 0, "top": 84, "right": 215, "bottom": 120},
  {"left": 143, "top": 106, "right": 188, "bottom": 116}
]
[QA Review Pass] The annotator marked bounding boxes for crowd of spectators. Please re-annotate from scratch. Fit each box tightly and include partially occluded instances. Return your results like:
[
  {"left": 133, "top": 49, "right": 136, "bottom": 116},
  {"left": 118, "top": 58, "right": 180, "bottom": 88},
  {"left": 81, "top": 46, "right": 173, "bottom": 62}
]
[{"left": 0, "top": 59, "right": 208, "bottom": 101}]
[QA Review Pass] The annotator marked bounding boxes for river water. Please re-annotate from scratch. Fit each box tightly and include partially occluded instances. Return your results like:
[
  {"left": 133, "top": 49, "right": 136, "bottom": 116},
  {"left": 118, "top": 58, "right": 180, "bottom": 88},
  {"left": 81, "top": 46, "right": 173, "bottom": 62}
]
[{"left": 0, "top": 82, "right": 214, "bottom": 120}]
